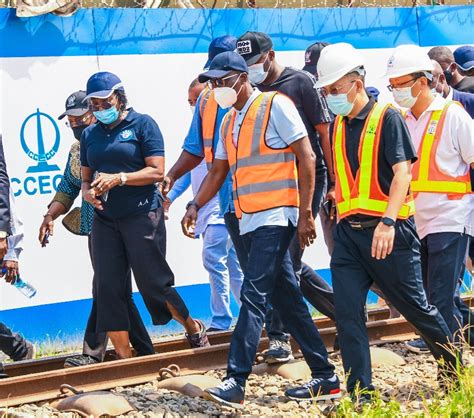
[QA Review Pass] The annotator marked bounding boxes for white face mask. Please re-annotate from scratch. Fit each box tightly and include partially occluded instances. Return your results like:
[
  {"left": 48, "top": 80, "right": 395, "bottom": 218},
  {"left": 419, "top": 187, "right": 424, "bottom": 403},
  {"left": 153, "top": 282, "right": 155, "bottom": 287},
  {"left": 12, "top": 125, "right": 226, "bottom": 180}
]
[
  {"left": 248, "top": 54, "right": 271, "bottom": 85},
  {"left": 392, "top": 82, "right": 420, "bottom": 109},
  {"left": 190, "top": 105, "right": 196, "bottom": 115},
  {"left": 213, "top": 74, "right": 243, "bottom": 109}
]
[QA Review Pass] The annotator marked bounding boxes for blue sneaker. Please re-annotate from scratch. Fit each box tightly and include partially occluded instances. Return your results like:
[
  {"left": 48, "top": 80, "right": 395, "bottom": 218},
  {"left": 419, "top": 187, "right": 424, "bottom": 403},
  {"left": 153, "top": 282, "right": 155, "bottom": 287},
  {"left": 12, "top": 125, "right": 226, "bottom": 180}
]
[
  {"left": 204, "top": 377, "right": 245, "bottom": 409},
  {"left": 405, "top": 338, "right": 429, "bottom": 354},
  {"left": 285, "top": 375, "right": 341, "bottom": 401}
]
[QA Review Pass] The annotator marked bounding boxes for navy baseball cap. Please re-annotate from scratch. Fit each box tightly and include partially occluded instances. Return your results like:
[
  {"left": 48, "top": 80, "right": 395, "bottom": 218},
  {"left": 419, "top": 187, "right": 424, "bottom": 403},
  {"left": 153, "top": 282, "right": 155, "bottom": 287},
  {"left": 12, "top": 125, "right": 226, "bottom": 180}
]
[
  {"left": 302, "top": 41, "right": 329, "bottom": 75},
  {"left": 198, "top": 51, "right": 248, "bottom": 83},
  {"left": 366, "top": 86, "right": 380, "bottom": 102},
  {"left": 58, "top": 90, "right": 88, "bottom": 120},
  {"left": 454, "top": 45, "right": 474, "bottom": 71},
  {"left": 204, "top": 35, "right": 237, "bottom": 69},
  {"left": 84, "top": 72, "right": 125, "bottom": 100},
  {"left": 237, "top": 32, "right": 273, "bottom": 66}
]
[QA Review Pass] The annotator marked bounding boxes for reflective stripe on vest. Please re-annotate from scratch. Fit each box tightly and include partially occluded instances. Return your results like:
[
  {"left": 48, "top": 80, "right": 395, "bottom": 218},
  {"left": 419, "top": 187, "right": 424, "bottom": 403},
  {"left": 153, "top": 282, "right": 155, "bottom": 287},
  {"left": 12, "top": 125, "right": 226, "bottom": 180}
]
[
  {"left": 410, "top": 101, "right": 471, "bottom": 196},
  {"left": 333, "top": 103, "right": 416, "bottom": 220},
  {"left": 199, "top": 87, "right": 218, "bottom": 169},
  {"left": 222, "top": 92, "right": 299, "bottom": 219}
]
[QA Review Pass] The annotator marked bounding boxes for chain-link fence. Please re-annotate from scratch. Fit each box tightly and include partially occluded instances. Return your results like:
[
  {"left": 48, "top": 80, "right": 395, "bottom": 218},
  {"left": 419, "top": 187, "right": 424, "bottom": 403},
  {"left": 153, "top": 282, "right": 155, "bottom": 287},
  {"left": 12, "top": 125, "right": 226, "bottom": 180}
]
[{"left": 1, "top": 0, "right": 473, "bottom": 9}]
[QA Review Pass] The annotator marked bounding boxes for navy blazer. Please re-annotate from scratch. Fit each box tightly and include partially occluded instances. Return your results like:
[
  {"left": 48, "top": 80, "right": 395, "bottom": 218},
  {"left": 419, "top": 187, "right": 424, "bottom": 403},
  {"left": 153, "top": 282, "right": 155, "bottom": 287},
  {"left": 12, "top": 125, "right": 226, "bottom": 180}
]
[
  {"left": 0, "top": 135, "right": 11, "bottom": 234},
  {"left": 453, "top": 88, "right": 474, "bottom": 119}
]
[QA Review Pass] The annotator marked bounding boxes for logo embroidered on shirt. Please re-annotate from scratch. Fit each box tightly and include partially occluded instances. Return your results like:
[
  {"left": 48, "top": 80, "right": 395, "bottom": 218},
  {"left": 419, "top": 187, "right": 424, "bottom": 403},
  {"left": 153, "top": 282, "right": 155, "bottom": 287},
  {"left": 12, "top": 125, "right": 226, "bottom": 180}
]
[
  {"left": 138, "top": 199, "right": 149, "bottom": 207},
  {"left": 427, "top": 120, "right": 438, "bottom": 135},
  {"left": 119, "top": 129, "right": 135, "bottom": 140}
]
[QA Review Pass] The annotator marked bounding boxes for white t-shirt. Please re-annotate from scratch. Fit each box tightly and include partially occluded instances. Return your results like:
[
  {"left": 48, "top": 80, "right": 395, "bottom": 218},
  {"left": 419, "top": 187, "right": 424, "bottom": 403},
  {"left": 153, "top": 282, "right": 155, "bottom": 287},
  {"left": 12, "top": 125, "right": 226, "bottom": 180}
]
[
  {"left": 215, "top": 89, "right": 308, "bottom": 235},
  {"left": 405, "top": 94, "right": 474, "bottom": 239}
]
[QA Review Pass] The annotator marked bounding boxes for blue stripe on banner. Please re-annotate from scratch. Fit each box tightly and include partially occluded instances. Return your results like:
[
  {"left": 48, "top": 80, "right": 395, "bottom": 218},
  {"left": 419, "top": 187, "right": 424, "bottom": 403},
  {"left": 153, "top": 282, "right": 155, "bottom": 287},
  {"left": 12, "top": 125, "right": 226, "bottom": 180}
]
[{"left": 0, "top": 6, "right": 471, "bottom": 58}]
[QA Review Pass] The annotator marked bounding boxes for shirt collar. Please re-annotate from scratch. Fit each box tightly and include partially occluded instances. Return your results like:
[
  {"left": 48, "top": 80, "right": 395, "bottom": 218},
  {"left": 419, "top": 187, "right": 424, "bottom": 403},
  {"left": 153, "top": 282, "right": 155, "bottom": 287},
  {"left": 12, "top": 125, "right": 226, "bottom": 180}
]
[
  {"left": 446, "top": 87, "right": 453, "bottom": 100},
  {"left": 234, "top": 89, "right": 260, "bottom": 116},
  {"left": 405, "top": 94, "right": 446, "bottom": 120},
  {"left": 124, "top": 107, "right": 135, "bottom": 121},
  {"left": 344, "top": 97, "right": 376, "bottom": 122}
]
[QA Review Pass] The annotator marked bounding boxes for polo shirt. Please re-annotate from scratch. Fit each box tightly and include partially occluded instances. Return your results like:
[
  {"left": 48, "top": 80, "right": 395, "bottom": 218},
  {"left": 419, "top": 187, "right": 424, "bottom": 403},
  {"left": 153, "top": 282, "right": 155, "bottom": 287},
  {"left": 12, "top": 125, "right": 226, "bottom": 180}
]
[
  {"left": 448, "top": 87, "right": 474, "bottom": 118},
  {"left": 404, "top": 94, "right": 474, "bottom": 239},
  {"left": 215, "top": 89, "right": 307, "bottom": 235},
  {"left": 329, "top": 98, "right": 417, "bottom": 221},
  {"left": 80, "top": 108, "right": 164, "bottom": 219},
  {"left": 453, "top": 76, "right": 474, "bottom": 94},
  {"left": 182, "top": 93, "right": 234, "bottom": 215}
]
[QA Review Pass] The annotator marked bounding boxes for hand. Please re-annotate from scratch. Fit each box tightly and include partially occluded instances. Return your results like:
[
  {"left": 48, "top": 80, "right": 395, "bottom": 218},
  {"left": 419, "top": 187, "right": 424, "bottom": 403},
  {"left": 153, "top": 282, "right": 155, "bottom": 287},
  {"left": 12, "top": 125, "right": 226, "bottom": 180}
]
[
  {"left": 161, "top": 175, "right": 174, "bottom": 198},
  {"left": 39, "top": 215, "right": 54, "bottom": 245},
  {"left": 326, "top": 186, "right": 336, "bottom": 204},
  {"left": 0, "top": 238, "right": 7, "bottom": 259},
  {"left": 297, "top": 213, "right": 317, "bottom": 249},
  {"left": 2, "top": 260, "right": 19, "bottom": 283},
  {"left": 371, "top": 222, "right": 395, "bottom": 260},
  {"left": 163, "top": 198, "right": 171, "bottom": 221},
  {"left": 181, "top": 205, "right": 198, "bottom": 239},
  {"left": 91, "top": 172, "right": 120, "bottom": 196},
  {"left": 83, "top": 187, "right": 103, "bottom": 210}
]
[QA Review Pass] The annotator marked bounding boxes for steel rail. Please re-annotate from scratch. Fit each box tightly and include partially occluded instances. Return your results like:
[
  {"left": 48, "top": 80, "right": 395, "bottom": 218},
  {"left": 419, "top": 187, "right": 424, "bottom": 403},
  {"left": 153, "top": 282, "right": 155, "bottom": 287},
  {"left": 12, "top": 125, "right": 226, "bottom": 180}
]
[
  {"left": 0, "top": 316, "right": 419, "bottom": 407},
  {"left": 4, "top": 304, "right": 392, "bottom": 378}
]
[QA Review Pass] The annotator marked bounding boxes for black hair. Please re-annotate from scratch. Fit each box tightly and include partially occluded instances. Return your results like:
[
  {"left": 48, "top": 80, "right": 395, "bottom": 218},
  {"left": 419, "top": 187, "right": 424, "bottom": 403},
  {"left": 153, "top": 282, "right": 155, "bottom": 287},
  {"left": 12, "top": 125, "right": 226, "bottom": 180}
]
[
  {"left": 115, "top": 90, "right": 128, "bottom": 111},
  {"left": 188, "top": 78, "right": 203, "bottom": 90}
]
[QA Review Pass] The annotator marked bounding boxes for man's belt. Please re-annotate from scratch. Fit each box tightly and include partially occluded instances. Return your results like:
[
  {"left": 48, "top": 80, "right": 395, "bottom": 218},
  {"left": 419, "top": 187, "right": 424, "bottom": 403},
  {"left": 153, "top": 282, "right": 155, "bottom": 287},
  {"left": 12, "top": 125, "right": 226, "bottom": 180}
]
[{"left": 346, "top": 218, "right": 380, "bottom": 230}]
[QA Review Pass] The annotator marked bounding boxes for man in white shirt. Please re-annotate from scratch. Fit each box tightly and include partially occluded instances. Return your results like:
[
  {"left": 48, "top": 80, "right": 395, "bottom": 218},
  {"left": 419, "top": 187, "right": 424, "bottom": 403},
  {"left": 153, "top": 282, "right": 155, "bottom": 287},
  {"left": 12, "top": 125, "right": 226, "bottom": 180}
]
[
  {"left": 386, "top": 44, "right": 474, "bottom": 353},
  {"left": 181, "top": 51, "right": 340, "bottom": 408}
]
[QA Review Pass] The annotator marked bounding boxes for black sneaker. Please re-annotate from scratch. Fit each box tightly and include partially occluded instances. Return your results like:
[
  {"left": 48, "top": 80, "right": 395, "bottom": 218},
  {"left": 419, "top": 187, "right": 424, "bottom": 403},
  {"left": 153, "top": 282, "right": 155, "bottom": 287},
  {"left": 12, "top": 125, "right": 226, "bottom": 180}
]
[
  {"left": 405, "top": 338, "right": 429, "bottom": 353},
  {"left": 285, "top": 375, "right": 341, "bottom": 401},
  {"left": 265, "top": 339, "right": 294, "bottom": 364},
  {"left": 17, "top": 341, "right": 36, "bottom": 361},
  {"left": 186, "top": 319, "right": 210, "bottom": 348},
  {"left": 0, "top": 363, "right": 8, "bottom": 379},
  {"left": 204, "top": 377, "right": 245, "bottom": 409},
  {"left": 64, "top": 354, "right": 100, "bottom": 368}
]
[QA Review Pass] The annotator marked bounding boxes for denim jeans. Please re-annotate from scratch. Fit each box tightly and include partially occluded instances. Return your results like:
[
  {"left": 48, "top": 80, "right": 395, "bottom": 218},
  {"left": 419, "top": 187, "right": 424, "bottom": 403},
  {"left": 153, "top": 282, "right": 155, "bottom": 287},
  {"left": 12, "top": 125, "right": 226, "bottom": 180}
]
[
  {"left": 227, "top": 224, "right": 335, "bottom": 386},
  {"left": 202, "top": 224, "right": 243, "bottom": 330}
]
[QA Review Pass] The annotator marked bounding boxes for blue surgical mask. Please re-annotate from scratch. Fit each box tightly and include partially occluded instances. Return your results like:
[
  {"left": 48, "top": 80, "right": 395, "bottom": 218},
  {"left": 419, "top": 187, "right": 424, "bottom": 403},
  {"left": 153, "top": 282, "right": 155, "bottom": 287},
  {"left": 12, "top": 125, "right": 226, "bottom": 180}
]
[
  {"left": 93, "top": 106, "right": 120, "bottom": 125},
  {"left": 326, "top": 83, "right": 357, "bottom": 116}
]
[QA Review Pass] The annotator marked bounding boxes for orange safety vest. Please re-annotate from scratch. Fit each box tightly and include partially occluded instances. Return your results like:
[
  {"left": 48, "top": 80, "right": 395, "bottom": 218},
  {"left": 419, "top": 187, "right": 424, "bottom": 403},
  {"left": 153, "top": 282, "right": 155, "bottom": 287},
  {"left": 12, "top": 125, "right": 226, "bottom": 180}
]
[
  {"left": 199, "top": 86, "right": 219, "bottom": 169},
  {"left": 333, "top": 102, "right": 416, "bottom": 220},
  {"left": 221, "top": 92, "right": 299, "bottom": 219},
  {"left": 410, "top": 101, "right": 471, "bottom": 198}
]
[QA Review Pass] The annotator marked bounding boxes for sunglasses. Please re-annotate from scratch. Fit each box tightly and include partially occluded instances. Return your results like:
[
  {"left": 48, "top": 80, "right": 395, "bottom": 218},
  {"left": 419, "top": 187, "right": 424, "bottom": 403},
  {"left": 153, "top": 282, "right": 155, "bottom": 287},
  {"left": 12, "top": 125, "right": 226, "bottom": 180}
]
[{"left": 87, "top": 95, "right": 118, "bottom": 111}]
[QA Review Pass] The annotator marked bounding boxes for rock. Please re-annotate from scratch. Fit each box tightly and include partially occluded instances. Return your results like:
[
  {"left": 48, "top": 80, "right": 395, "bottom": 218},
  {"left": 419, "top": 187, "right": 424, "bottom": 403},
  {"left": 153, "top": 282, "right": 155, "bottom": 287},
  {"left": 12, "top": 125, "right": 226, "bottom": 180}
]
[
  {"left": 370, "top": 347, "right": 406, "bottom": 367},
  {"left": 266, "top": 386, "right": 279, "bottom": 395}
]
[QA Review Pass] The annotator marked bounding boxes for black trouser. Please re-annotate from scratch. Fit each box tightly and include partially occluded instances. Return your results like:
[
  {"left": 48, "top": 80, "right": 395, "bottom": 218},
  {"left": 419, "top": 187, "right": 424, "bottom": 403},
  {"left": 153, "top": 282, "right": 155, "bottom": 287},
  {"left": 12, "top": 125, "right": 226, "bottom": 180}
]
[
  {"left": 331, "top": 217, "right": 458, "bottom": 393},
  {"left": 224, "top": 211, "right": 248, "bottom": 273},
  {"left": 421, "top": 232, "right": 469, "bottom": 342},
  {"left": 91, "top": 207, "right": 189, "bottom": 332},
  {"left": 0, "top": 322, "right": 29, "bottom": 361},
  {"left": 82, "top": 235, "right": 154, "bottom": 360}
]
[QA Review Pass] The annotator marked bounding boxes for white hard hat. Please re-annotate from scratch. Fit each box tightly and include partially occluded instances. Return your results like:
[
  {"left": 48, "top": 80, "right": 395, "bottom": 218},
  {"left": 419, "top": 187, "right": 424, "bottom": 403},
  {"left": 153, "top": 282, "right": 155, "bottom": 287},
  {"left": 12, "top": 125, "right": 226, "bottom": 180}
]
[
  {"left": 315, "top": 43, "right": 365, "bottom": 88},
  {"left": 384, "top": 44, "right": 434, "bottom": 78}
]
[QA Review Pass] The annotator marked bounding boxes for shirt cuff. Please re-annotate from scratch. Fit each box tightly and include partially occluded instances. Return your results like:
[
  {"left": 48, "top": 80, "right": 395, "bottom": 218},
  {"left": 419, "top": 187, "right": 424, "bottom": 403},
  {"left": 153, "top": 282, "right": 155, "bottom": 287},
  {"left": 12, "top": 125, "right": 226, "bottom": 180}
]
[
  {"left": 167, "top": 190, "right": 178, "bottom": 203},
  {"left": 50, "top": 192, "right": 74, "bottom": 212},
  {"left": 4, "top": 248, "right": 20, "bottom": 262}
]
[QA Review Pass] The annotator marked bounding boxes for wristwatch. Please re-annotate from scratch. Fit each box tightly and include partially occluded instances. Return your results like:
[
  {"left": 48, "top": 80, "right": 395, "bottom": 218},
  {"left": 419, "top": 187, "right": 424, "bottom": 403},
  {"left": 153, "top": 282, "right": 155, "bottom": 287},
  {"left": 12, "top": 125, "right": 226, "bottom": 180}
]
[
  {"left": 119, "top": 172, "right": 127, "bottom": 186},
  {"left": 186, "top": 200, "right": 200, "bottom": 211},
  {"left": 380, "top": 217, "right": 395, "bottom": 227},
  {"left": 0, "top": 231, "right": 7, "bottom": 239}
]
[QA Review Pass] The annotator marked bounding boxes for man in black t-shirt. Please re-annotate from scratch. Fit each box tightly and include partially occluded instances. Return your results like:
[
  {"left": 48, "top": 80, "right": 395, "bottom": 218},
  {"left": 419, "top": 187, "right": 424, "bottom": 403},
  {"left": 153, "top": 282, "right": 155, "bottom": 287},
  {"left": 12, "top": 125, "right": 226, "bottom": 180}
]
[{"left": 237, "top": 31, "right": 335, "bottom": 364}]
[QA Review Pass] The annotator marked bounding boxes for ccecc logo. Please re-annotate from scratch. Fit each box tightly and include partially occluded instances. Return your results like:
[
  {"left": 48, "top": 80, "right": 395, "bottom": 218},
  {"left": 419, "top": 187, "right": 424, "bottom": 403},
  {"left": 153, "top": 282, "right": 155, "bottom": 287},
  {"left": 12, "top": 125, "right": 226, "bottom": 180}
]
[
  {"left": 120, "top": 129, "right": 133, "bottom": 140},
  {"left": 12, "top": 109, "right": 63, "bottom": 197}
]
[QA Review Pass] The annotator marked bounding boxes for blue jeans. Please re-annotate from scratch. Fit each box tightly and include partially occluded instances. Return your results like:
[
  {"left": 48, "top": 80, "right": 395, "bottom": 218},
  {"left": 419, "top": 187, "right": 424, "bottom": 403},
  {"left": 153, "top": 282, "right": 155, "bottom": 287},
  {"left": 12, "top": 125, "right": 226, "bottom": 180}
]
[
  {"left": 202, "top": 224, "right": 243, "bottom": 330},
  {"left": 227, "top": 224, "right": 335, "bottom": 386}
]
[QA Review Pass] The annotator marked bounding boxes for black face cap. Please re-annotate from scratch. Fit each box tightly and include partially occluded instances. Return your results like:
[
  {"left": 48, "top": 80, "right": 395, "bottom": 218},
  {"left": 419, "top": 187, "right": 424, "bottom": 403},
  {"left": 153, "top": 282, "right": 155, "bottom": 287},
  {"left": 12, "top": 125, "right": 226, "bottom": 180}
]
[
  {"left": 302, "top": 41, "right": 330, "bottom": 75},
  {"left": 236, "top": 31, "right": 273, "bottom": 66},
  {"left": 58, "top": 90, "right": 89, "bottom": 120}
]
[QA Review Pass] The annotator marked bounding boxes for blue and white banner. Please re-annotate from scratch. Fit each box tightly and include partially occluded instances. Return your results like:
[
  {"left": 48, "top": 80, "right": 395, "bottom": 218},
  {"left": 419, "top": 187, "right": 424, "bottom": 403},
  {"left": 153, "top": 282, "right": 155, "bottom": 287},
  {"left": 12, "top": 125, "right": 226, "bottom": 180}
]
[{"left": 0, "top": 6, "right": 472, "bottom": 343}]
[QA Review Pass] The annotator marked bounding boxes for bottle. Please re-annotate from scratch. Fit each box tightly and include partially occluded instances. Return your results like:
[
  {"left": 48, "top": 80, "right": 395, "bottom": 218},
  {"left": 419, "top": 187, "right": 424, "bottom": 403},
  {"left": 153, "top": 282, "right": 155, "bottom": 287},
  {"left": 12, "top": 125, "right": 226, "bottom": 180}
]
[{"left": 1, "top": 268, "right": 37, "bottom": 298}]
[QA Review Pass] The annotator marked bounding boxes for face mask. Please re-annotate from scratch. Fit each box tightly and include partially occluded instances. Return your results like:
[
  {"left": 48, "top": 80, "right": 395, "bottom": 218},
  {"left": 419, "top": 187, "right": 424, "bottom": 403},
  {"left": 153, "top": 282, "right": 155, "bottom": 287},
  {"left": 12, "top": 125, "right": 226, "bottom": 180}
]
[
  {"left": 443, "top": 68, "right": 453, "bottom": 85},
  {"left": 72, "top": 125, "right": 87, "bottom": 140},
  {"left": 326, "top": 83, "right": 357, "bottom": 116},
  {"left": 93, "top": 106, "right": 120, "bottom": 125},
  {"left": 392, "top": 85, "right": 419, "bottom": 109},
  {"left": 213, "top": 75, "right": 242, "bottom": 109},
  {"left": 190, "top": 105, "right": 196, "bottom": 115},
  {"left": 248, "top": 54, "right": 271, "bottom": 85}
]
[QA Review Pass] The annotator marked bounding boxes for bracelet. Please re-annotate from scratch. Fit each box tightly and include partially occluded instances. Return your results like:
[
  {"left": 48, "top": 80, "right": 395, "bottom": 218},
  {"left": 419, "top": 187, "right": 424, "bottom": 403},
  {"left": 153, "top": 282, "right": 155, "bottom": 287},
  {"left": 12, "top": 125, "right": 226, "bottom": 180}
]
[
  {"left": 186, "top": 200, "right": 200, "bottom": 211},
  {"left": 43, "top": 212, "right": 53, "bottom": 218}
]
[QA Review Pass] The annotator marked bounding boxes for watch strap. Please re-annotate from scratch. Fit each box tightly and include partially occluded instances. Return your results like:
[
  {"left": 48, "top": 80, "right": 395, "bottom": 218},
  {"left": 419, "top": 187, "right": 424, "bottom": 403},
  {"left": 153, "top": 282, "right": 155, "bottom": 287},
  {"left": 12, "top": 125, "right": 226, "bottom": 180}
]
[{"left": 380, "top": 217, "right": 395, "bottom": 227}]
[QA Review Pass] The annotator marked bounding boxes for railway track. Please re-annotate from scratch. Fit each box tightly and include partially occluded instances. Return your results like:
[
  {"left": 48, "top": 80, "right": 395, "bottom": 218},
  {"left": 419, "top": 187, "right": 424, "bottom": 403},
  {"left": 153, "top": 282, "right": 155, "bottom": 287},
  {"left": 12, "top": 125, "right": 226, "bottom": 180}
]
[{"left": 1, "top": 296, "right": 472, "bottom": 407}]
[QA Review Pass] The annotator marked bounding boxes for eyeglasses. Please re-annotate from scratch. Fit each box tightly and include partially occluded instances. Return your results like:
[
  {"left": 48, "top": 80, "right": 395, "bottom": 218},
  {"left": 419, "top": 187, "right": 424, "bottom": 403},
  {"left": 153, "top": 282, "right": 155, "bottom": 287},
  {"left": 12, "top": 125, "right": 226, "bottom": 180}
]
[
  {"left": 65, "top": 112, "right": 93, "bottom": 128},
  {"left": 320, "top": 80, "right": 356, "bottom": 97},
  {"left": 208, "top": 73, "right": 240, "bottom": 89},
  {"left": 387, "top": 76, "right": 420, "bottom": 92},
  {"left": 87, "top": 95, "right": 118, "bottom": 111}
]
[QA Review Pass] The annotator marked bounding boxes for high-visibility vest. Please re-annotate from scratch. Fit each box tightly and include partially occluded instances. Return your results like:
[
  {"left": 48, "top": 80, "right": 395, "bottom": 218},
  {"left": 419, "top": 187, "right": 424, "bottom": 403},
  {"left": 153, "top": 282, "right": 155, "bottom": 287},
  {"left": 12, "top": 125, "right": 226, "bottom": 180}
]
[
  {"left": 199, "top": 87, "right": 219, "bottom": 169},
  {"left": 410, "top": 101, "right": 471, "bottom": 198},
  {"left": 333, "top": 102, "right": 416, "bottom": 220},
  {"left": 221, "top": 92, "right": 299, "bottom": 219}
]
